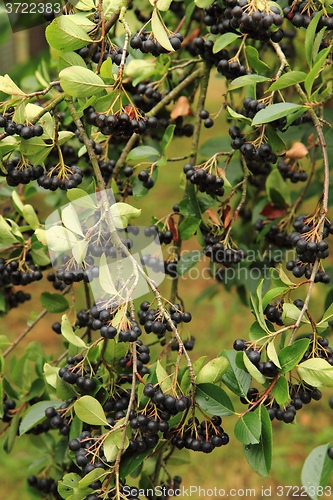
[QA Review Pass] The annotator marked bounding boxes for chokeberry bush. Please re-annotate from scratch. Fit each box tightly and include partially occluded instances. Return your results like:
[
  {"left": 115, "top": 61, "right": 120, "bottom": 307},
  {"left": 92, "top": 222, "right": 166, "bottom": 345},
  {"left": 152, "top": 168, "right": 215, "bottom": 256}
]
[{"left": 1, "top": 0, "right": 333, "bottom": 498}]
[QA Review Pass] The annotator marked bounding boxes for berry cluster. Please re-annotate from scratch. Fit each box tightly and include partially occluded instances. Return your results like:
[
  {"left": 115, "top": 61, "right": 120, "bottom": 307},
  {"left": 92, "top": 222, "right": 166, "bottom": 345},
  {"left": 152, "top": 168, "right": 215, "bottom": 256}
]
[
  {"left": 130, "top": 30, "right": 183, "bottom": 55},
  {"left": 204, "top": 0, "right": 284, "bottom": 43},
  {"left": 278, "top": 159, "right": 308, "bottom": 183},
  {"left": 47, "top": 271, "right": 67, "bottom": 292},
  {"left": 229, "top": 125, "right": 278, "bottom": 169},
  {"left": 203, "top": 239, "right": 247, "bottom": 266},
  {"left": 45, "top": 399, "right": 76, "bottom": 436},
  {"left": 0, "top": 112, "right": 43, "bottom": 138},
  {"left": 57, "top": 355, "right": 97, "bottom": 394},
  {"left": 0, "top": 256, "right": 43, "bottom": 287},
  {"left": 264, "top": 300, "right": 284, "bottom": 326},
  {"left": 37, "top": 165, "right": 83, "bottom": 191},
  {"left": 183, "top": 164, "right": 225, "bottom": 197},
  {"left": 6, "top": 290, "right": 31, "bottom": 310},
  {"left": 27, "top": 475, "right": 60, "bottom": 499},
  {"left": 137, "top": 301, "right": 192, "bottom": 340},
  {"left": 233, "top": 340, "right": 280, "bottom": 377},
  {"left": 1, "top": 396, "right": 16, "bottom": 423},
  {"left": 82, "top": 41, "right": 128, "bottom": 66},
  {"left": 287, "top": 216, "right": 332, "bottom": 282},
  {"left": 171, "top": 415, "right": 229, "bottom": 453},
  {"left": 171, "top": 335, "right": 195, "bottom": 351},
  {"left": 119, "top": 339, "right": 150, "bottom": 377},
  {"left": 299, "top": 333, "right": 333, "bottom": 365},
  {"left": 137, "top": 169, "right": 155, "bottom": 190},
  {"left": 4, "top": 158, "right": 44, "bottom": 187},
  {"left": 254, "top": 220, "right": 292, "bottom": 248},
  {"left": 283, "top": 2, "right": 333, "bottom": 30}
]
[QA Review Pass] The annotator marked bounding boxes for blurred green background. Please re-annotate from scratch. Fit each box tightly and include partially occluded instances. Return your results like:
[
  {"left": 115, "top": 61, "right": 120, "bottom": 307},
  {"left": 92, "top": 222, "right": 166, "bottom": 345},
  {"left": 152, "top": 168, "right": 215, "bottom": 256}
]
[{"left": 0, "top": 8, "right": 333, "bottom": 499}]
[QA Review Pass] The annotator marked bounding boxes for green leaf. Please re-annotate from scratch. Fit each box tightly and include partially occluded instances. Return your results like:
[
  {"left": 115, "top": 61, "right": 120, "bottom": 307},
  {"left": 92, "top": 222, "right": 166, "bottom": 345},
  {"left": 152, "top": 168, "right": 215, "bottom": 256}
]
[
  {"left": 282, "top": 303, "right": 310, "bottom": 326},
  {"left": 278, "top": 338, "right": 310, "bottom": 374},
  {"left": 243, "top": 351, "right": 266, "bottom": 384},
  {"left": 4, "top": 411, "right": 20, "bottom": 453},
  {"left": 252, "top": 103, "right": 304, "bottom": 126},
  {"left": 305, "top": 11, "right": 323, "bottom": 68},
  {"left": 198, "top": 136, "right": 231, "bottom": 157},
  {"left": 59, "top": 66, "right": 106, "bottom": 98},
  {"left": 180, "top": 356, "right": 206, "bottom": 393},
  {"left": 156, "top": 360, "right": 173, "bottom": 393},
  {"left": 74, "top": 395, "right": 108, "bottom": 426},
  {"left": 267, "top": 340, "right": 281, "bottom": 369},
  {"left": 31, "top": 248, "right": 51, "bottom": 266},
  {"left": 149, "top": 0, "right": 172, "bottom": 10},
  {"left": 103, "top": 433, "right": 119, "bottom": 462},
  {"left": 22, "top": 205, "right": 39, "bottom": 230},
  {"left": 176, "top": 251, "right": 201, "bottom": 275},
  {"left": 46, "top": 226, "right": 78, "bottom": 252},
  {"left": 61, "top": 204, "right": 84, "bottom": 236},
  {"left": 12, "top": 190, "right": 24, "bottom": 215},
  {"left": 61, "top": 314, "right": 86, "bottom": 348},
  {"left": 301, "top": 444, "right": 333, "bottom": 499},
  {"left": 178, "top": 217, "right": 200, "bottom": 240},
  {"left": 194, "top": 0, "right": 214, "bottom": 6},
  {"left": 262, "top": 286, "right": 288, "bottom": 310},
  {"left": 103, "top": 339, "right": 128, "bottom": 365},
  {"left": 119, "top": 449, "right": 151, "bottom": 481},
  {"left": 46, "top": 16, "right": 92, "bottom": 51},
  {"left": 246, "top": 46, "right": 270, "bottom": 73},
  {"left": 305, "top": 47, "right": 331, "bottom": 97},
  {"left": 274, "top": 376, "right": 289, "bottom": 405},
  {"left": 195, "top": 383, "right": 234, "bottom": 416},
  {"left": 110, "top": 202, "right": 141, "bottom": 228},
  {"left": 58, "top": 51, "right": 87, "bottom": 71},
  {"left": 67, "top": 188, "right": 97, "bottom": 209},
  {"left": 0, "top": 74, "right": 25, "bottom": 96},
  {"left": 318, "top": 302, "right": 333, "bottom": 324},
  {"left": 213, "top": 32, "right": 240, "bottom": 53},
  {"left": 265, "top": 125, "right": 286, "bottom": 156},
  {"left": 312, "top": 28, "right": 327, "bottom": 67},
  {"left": 196, "top": 357, "right": 229, "bottom": 384},
  {"left": 40, "top": 292, "right": 69, "bottom": 313},
  {"left": 298, "top": 358, "right": 333, "bottom": 387},
  {"left": 244, "top": 405, "right": 272, "bottom": 477},
  {"left": 151, "top": 8, "right": 174, "bottom": 52},
  {"left": 19, "top": 400, "right": 62, "bottom": 435},
  {"left": 99, "top": 253, "right": 118, "bottom": 296},
  {"left": 0, "top": 215, "right": 19, "bottom": 244},
  {"left": 226, "top": 106, "right": 251, "bottom": 123},
  {"left": 220, "top": 350, "right": 251, "bottom": 397},
  {"left": 56, "top": 375, "right": 78, "bottom": 400},
  {"left": 126, "top": 145, "right": 160, "bottom": 161},
  {"left": 161, "top": 125, "right": 175, "bottom": 152},
  {"left": 78, "top": 468, "right": 107, "bottom": 488},
  {"left": 266, "top": 168, "right": 288, "bottom": 208},
  {"left": 44, "top": 363, "right": 59, "bottom": 389},
  {"left": 266, "top": 71, "right": 307, "bottom": 92},
  {"left": 234, "top": 410, "right": 261, "bottom": 445},
  {"left": 229, "top": 74, "right": 270, "bottom": 91}
]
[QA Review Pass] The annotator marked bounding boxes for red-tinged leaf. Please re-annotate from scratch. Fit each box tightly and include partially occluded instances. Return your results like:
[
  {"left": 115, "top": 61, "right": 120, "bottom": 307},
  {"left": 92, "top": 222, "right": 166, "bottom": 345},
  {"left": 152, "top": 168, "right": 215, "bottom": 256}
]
[
  {"left": 259, "top": 202, "right": 287, "bottom": 219},
  {"left": 124, "top": 105, "right": 136, "bottom": 120},
  {"left": 170, "top": 96, "right": 193, "bottom": 120},
  {"left": 168, "top": 216, "right": 179, "bottom": 244},
  {"left": 222, "top": 205, "right": 232, "bottom": 229},
  {"left": 206, "top": 209, "right": 221, "bottom": 226}
]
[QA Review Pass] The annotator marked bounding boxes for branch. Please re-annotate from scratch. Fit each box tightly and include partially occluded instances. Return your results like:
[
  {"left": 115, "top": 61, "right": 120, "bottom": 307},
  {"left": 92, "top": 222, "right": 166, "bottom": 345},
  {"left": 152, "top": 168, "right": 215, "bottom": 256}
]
[{"left": 3, "top": 285, "right": 70, "bottom": 357}]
